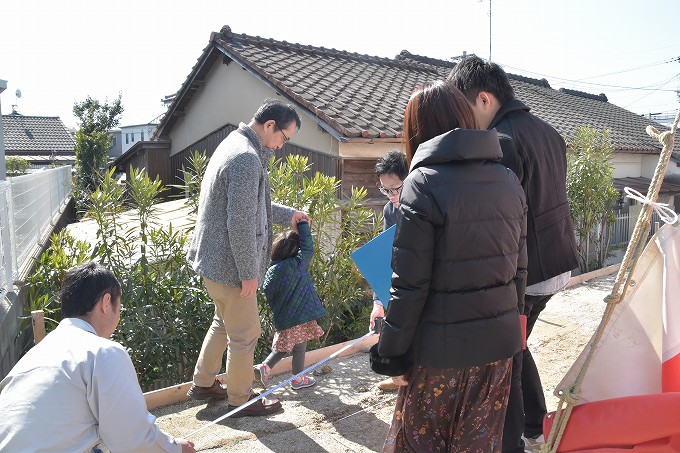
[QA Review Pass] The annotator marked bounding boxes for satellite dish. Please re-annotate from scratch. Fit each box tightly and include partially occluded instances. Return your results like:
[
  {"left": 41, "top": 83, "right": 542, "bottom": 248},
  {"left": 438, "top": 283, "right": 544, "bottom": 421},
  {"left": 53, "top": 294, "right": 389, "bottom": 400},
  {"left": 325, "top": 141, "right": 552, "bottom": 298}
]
[{"left": 15, "top": 89, "right": 21, "bottom": 98}]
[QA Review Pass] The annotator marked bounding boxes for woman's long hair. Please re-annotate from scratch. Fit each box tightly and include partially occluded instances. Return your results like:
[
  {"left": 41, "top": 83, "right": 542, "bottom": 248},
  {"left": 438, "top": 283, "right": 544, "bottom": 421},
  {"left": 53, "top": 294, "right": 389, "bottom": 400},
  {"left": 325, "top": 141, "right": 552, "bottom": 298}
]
[{"left": 402, "top": 80, "right": 477, "bottom": 165}]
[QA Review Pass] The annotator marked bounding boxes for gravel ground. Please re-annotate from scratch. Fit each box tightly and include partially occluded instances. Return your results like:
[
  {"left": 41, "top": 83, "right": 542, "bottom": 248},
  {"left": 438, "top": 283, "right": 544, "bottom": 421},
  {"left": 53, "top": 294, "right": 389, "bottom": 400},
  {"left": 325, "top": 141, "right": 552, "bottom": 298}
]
[{"left": 154, "top": 272, "right": 615, "bottom": 452}]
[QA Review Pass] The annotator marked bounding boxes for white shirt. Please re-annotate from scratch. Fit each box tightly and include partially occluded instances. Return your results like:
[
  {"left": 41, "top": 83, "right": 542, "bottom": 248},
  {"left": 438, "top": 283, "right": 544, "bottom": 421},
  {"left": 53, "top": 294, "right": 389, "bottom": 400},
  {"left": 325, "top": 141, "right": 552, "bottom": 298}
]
[
  {"left": 525, "top": 270, "right": 571, "bottom": 296},
  {"left": 0, "top": 318, "right": 179, "bottom": 453}
]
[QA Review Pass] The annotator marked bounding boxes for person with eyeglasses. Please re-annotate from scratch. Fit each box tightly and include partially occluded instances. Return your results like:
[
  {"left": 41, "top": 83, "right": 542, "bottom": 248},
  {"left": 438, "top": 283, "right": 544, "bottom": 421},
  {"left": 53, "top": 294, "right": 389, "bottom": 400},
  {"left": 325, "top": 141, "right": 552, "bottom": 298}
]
[
  {"left": 370, "top": 149, "right": 408, "bottom": 391},
  {"left": 186, "top": 98, "right": 310, "bottom": 417}
]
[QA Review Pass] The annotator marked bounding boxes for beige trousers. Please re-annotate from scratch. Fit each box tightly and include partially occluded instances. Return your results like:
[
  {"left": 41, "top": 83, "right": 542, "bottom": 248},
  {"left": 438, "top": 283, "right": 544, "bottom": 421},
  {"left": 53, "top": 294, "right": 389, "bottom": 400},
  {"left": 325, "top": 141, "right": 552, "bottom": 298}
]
[{"left": 193, "top": 277, "right": 261, "bottom": 406}]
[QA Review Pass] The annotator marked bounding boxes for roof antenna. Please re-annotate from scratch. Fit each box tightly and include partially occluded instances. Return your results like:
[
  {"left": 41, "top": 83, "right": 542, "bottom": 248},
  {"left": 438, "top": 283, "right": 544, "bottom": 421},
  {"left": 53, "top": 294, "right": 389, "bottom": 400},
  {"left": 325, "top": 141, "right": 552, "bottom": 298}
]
[{"left": 11, "top": 89, "right": 21, "bottom": 114}]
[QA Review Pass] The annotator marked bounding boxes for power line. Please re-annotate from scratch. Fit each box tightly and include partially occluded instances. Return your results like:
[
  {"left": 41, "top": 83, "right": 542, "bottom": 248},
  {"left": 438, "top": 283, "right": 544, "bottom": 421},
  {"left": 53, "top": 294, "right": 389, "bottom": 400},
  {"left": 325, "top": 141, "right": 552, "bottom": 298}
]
[
  {"left": 576, "top": 57, "right": 680, "bottom": 81},
  {"left": 597, "top": 43, "right": 680, "bottom": 59},
  {"left": 498, "top": 61, "right": 680, "bottom": 113},
  {"left": 623, "top": 73, "right": 679, "bottom": 110},
  {"left": 500, "top": 64, "right": 679, "bottom": 93}
]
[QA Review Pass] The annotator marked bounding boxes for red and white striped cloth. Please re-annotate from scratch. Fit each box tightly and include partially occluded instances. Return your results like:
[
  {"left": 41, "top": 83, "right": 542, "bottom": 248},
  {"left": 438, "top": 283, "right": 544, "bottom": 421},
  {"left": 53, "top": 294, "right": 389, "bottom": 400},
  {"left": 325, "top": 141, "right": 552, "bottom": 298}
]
[
  {"left": 661, "top": 223, "right": 680, "bottom": 392},
  {"left": 557, "top": 223, "right": 680, "bottom": 401},
  {"left": 547, "top": 223, "right": 680, "bottom": 452}
]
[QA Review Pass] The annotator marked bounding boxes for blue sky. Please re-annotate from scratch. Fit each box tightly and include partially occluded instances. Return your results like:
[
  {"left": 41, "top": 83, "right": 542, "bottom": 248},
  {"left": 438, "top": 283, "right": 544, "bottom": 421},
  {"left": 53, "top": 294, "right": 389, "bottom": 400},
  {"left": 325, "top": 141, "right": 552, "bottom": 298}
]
[{"left": 2, "top": 0, "right": 679, "bottom": 129}]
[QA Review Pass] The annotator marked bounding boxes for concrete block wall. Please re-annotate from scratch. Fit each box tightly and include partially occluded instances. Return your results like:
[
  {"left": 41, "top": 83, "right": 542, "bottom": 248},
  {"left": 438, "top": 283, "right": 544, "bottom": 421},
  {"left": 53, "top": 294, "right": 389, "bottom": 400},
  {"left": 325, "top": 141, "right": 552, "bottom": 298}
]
[{"left": 0, "top": 292, "right": 21, "bottom": 378}]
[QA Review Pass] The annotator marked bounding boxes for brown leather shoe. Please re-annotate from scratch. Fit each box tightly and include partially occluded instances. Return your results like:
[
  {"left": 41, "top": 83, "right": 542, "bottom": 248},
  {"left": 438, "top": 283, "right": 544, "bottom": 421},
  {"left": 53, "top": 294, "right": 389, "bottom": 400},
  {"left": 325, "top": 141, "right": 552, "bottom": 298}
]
[
  {"left": 376, "top": 377, "right": 400, "bottom": 391},
  {"left": 227, "top": 392, "right": 283, "bottom": 417},
  {"left": 186, "top": 379, "right": 228, "bottom": 400}
]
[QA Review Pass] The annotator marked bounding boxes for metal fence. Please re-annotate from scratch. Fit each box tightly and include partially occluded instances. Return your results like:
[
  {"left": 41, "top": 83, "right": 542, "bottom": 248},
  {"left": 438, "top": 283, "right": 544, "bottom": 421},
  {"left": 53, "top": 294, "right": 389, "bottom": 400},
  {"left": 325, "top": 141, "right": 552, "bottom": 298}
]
[
  {"left": 0, "top": 182, "right": 13, "bottom": 297},
  {"left": 609, "top": 212, "right": 630, "bottom": 245},
  {"left": 609, "top": 209, "right": 664, "bottom": 246},
  {"left": 0, "top": 166, "right": 72, "bottom": 296}
]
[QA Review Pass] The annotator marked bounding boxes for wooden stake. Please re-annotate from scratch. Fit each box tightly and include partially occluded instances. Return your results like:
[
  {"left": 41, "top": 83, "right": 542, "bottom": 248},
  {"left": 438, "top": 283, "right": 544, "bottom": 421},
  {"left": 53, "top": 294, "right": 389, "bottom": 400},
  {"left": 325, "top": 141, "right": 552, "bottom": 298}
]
[
  {"left": 31, "top": 310, "right": 46, "bottom": 344},
  {"left": 143, "top": 333, "right": 379, "bottom": 411}
]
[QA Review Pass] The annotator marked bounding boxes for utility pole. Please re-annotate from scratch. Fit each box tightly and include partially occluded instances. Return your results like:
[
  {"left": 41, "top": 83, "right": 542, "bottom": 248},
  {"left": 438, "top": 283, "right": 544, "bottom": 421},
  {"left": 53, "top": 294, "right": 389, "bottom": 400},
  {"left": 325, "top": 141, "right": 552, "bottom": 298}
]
[
  {"left": 0, "top": 80, "right": 6, "bottom": 179},
  {"left": 489, "top": 0, "right": 492, "bottom": 61}
]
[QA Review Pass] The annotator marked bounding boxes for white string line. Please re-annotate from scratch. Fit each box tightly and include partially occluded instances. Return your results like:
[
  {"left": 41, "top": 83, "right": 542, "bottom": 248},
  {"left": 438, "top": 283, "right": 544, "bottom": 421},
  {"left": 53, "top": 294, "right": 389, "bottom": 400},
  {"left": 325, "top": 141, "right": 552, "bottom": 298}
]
[
  {"left": 183, "top": 331, "right": 376, "bottom": 438},
  {"left": 333, "top": 394, "right": 398, "bottom": 423},
  {"left": 326, "top": 395, "right": 399, "bottom": 453}
]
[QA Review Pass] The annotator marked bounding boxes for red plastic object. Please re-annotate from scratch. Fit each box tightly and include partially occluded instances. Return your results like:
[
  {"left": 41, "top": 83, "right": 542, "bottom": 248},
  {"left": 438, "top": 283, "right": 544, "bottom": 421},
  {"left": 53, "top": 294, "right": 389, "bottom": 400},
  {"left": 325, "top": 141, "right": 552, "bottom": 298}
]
[{"left": 543, "top": 393, "right": 680, "bottom": 452}]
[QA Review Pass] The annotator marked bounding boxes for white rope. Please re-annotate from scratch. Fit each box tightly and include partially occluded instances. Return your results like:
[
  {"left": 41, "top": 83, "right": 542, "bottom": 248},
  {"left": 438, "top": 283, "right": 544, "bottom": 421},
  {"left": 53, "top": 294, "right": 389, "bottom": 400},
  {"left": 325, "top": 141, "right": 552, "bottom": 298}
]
[
  {"left": 624, "top": 187, "right": 679, "bottom": 225},
  {"left": 544, "top": 110, "right": 680, "bottom": 453},
  {"left": 183, "top": 331, "right": 375, "bottom": 438}
]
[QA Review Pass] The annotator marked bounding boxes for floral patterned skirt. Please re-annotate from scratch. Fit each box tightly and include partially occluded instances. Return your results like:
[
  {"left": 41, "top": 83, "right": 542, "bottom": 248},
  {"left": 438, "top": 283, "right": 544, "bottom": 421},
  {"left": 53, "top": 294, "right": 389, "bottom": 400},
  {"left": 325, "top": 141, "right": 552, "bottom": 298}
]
[
  {"left": 272, "top": 320, "right": 324, "bottom": 353},
  {"left": 383, "top": 358, "right": 512, "bottom": 453}
]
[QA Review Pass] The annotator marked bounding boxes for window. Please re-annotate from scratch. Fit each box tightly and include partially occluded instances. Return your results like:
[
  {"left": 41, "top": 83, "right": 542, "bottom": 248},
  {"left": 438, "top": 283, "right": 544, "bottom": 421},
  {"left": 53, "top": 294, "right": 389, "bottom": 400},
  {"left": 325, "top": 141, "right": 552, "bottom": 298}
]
[
  {"left": 141, "top": 131, "right": 145, "bottom": 141},
  {"left": 131, "top": 133, "right": 135, "bottom": 142},
  {"left": 125, "top": 133, "right": 129, "bottom": 144},
  {"left": 112, "top": 137, "right": 116, "bottom": 146}
]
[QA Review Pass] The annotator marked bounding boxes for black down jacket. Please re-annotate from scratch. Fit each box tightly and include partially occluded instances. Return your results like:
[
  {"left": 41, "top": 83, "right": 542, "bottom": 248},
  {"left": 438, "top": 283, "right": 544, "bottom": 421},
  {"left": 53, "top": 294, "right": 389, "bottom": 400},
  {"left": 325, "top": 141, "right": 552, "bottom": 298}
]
[{"left": 377, "top": 128, "right": 528, "bottom": 370}]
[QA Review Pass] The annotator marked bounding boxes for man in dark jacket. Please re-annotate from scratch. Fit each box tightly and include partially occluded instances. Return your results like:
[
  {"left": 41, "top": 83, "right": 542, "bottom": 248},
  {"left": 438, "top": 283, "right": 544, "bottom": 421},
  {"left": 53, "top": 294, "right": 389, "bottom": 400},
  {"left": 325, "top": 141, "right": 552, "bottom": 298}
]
[{"left": 449, "top": 56, "right": 579, "bottom": 453}]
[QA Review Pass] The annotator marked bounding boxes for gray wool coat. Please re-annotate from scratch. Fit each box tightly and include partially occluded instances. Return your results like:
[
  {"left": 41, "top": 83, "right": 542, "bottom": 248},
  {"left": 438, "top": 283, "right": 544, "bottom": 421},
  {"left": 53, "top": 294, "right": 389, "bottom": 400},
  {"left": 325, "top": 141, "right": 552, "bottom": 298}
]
[{"left": 187, "top": 123, "right": 295, "bottom": 287}]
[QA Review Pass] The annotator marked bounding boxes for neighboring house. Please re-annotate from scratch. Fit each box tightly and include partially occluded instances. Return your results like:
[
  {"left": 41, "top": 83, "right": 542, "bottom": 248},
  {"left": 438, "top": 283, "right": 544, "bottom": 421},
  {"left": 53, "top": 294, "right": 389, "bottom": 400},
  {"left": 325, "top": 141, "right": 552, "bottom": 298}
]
[
  {"left": 2, "top": 114, "right": 75, "bottom": 168},
  {"left": 113, "top": 25, "right": 680, "bottom": 212},
  {"left": 109, "top": 123, "right": 158, "bottom": 159},
  {"left": 645, "top": 112, "right": 677, "bottom": 128}
]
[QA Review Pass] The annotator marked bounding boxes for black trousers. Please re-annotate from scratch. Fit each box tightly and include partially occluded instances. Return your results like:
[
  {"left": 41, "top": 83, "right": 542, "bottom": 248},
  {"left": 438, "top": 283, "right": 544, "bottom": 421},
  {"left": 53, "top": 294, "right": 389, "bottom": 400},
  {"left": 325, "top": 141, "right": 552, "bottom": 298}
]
[{"left": 502, "top": 293, "right": 552, "bottom": 452}]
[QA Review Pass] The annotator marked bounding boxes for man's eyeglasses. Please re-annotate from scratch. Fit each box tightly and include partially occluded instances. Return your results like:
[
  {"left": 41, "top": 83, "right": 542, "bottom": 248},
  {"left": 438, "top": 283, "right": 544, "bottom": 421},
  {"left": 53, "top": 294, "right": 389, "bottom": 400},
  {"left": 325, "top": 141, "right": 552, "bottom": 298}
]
[
  {"left": 278, "top": 128, "right": 290, "bottom": 144},
  {"left": 379, "top": 184, "right": 403, "bottom": 196}
]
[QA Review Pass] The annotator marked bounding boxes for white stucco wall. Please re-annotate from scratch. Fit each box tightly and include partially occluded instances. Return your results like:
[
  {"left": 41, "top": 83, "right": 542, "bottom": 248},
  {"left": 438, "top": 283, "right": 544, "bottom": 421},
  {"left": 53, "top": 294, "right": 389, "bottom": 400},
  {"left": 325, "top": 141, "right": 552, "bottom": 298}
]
[
  {"left": 611, "top": 153, "right": 642, "bottom": 178},
  {"left": 608, "top": 152, "right": 680, "bottom": 180},
  {"left": 641, "top": 154, "right": 661, "bottom": 178},
  {"left": 108, "top": 129, "right": 123, "bottom": 158},
  {"left": 168, "top": 60, "right": 338, "bottom": 157},
  {"left": 667, "top": 159, "right": 680, "bottom": 178},
  {"left": 642, "top": 153, "right": 680, "bottom": 179}
]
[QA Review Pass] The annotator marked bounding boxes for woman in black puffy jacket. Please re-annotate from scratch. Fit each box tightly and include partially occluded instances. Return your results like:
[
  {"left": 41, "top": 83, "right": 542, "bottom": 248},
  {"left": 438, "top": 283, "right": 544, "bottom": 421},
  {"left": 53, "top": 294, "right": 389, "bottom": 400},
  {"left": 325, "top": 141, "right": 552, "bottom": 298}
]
[{"left": 371, "top": 80, "right": 528, "bottom": 452}]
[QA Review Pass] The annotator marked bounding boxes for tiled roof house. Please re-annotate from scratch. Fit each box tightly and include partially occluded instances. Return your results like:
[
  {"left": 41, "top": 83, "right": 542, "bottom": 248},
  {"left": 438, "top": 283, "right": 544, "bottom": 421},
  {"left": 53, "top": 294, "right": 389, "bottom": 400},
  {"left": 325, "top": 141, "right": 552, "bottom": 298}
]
[
  {"left": 116, "top": 25, "right": 680, "bottom": 208},
  {"left": 2, "top": 114, "right": 76, "bottom": 167}
]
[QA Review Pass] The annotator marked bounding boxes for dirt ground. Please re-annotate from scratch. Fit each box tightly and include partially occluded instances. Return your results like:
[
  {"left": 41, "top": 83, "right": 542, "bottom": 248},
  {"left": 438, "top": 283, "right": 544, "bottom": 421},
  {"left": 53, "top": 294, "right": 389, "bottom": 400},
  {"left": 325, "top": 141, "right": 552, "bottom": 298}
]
[{"left": 153, "top": 272, "right": 615, "bottom": 452}]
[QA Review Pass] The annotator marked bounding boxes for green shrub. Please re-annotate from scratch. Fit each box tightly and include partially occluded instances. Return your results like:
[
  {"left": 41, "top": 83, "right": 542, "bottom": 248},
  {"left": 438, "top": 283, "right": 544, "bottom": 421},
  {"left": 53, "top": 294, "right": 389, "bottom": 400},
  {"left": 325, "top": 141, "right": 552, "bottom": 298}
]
[
  {"left": 170, "top": 150, "right": 208, "bottom": 220},
  {"left": 264, "top": 155, "right": 381, "bottom": 352},
  {"left": 6, "top": 156, "right": 30, "bottom": 176},
  {"left": 25, "top": 167, "right": 212, "bottom": 389},
  {"left": 20, "top": 230, "right": 92, "bottom": 355},
  {"left": 567, "top": 126, "right": 619, "bottom": 272},
  {"left": 25, "top": 153, "right": 381, "bottom": 388}
]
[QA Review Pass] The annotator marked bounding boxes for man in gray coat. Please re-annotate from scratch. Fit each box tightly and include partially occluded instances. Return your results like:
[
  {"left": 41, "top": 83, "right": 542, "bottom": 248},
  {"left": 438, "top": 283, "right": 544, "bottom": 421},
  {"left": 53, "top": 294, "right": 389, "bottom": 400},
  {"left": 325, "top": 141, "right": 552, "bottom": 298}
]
[{"left": 186, "top": 99, "right": 309, "bottom": 416}]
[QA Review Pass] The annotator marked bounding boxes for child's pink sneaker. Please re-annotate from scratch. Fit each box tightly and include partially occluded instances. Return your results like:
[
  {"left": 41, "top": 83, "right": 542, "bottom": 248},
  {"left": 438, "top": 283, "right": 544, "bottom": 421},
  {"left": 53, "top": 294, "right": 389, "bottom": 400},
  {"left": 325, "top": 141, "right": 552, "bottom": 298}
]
[
  {"left": 291, "top": 375, "right": 316, "bottom": 390},
  {"left": 254, "top": 363, "right": 270, "bottom": 387}
]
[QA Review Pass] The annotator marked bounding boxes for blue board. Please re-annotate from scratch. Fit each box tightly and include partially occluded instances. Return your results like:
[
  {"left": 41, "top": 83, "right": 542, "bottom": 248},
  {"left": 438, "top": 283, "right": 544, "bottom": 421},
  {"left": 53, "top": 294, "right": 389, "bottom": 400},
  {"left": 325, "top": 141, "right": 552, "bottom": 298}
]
[{"left": 350, "top": 225, "right": 396, "bottom": 308}]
